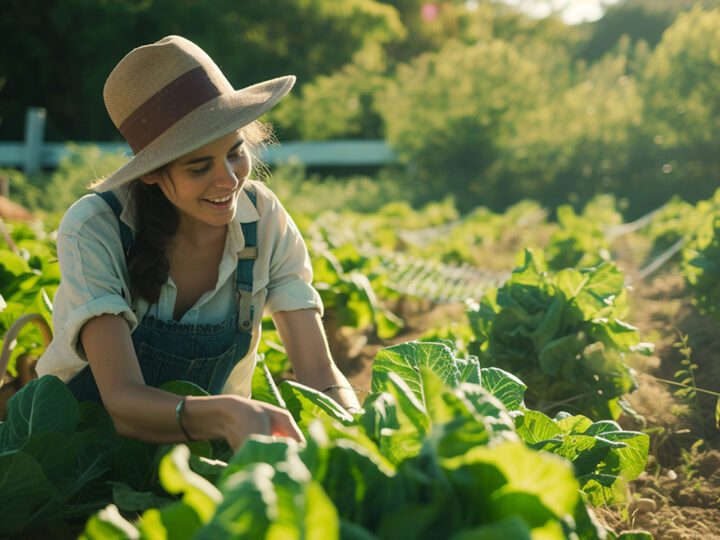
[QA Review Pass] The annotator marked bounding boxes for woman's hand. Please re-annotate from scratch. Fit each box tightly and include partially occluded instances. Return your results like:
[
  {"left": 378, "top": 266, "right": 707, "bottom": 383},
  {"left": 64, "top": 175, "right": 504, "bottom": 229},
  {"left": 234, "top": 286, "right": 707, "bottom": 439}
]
[{"left": 214, "top": 395, "right": 305, "bottom": 451}]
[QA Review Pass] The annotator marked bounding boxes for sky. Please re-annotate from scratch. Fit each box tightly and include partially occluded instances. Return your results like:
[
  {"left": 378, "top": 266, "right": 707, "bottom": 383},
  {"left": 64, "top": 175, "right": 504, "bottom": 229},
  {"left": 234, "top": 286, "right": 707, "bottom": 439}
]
[{"left": 498, "top": 0, "right": 624, "bottom": 24}]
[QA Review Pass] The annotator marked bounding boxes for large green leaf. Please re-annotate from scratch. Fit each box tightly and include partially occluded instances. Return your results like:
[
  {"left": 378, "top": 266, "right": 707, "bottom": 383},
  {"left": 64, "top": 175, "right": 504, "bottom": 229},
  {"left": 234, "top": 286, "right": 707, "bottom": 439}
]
[
  {"left": 457, "top": 384, "right": 516, "bottom": 438},
  {"left": 358, "top": 392, "right": 400, "bottom": 442},
  {"left": 536, "top": 435, "right": 625, "bottom": 478},
  {"left": 515, "top": 410, "right": 649, "bottom": 506},
  {"left": 576, "top": 473, "right": 626, "bottom": 507},
  {"left": 597, "top": 431, "right": 650, "bottom": 482},
  {"left": 279, "top": 381, "right": 353, "bottom": 431},
  {"left": 302, "top": 420, "right": 399, "bottom": 530},
  {"left": 457, "top": 355, "right": 481, "bottom": 384},
  {"left": 251, "top": 359, "right": 286, "bottom": 408},
  {"left": 554, "top": 413, "right": 594, "bottom": 434},
  {"left": 221, "top": 436, "right": 296, "bottom": 482},
  {"left": 442, "top": 441, "right": 579, "bottom": 522},
  {"left": 159, "top": 445, "right": 221, "bottom": 523},
  {"left": 515, "top": 410, "right": 562, "bottom": 444},
  {"left": 420, "top": 366, "right": 474, "bottom": 426},
  {"left": 479, "top": 367, "right": 526, "bottom": 410},
  {"left": 198, "top": 457, "right": 340, "bottom": 540},
  {"left": 291, "top": 480, "right": 340, "bottom": 540},
  {"left": 138, "top": 503, "right": 201, "bottom": 540},
  {"left": 371, "top": 341, "right": 462, "bottom": 403},
  {"left": 112, "top": 437, "right": 165, "bottom": 493},
  {"left": 373, "top": 372, "right": 431, "bottom": 463},
  {"left": 359, "top": 388, "right": 424, "bottom": 465},
  {"left": 80, "top": 504, "right": 140, "bottom": 540},
  {"left": 0, "top": 450, "right": 59, "bottom": 537},
  {"left": 19, "top": 431, "right": 86, "bottom": 485},
  {"left": 0, "top": 375, "right": 80, "bottom": 450}
]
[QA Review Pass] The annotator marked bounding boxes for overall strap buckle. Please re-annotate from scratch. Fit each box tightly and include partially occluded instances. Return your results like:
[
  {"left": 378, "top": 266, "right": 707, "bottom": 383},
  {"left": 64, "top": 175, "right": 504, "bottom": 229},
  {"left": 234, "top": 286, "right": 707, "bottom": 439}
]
[{"left": 236, "top": 188, "right": 259, "bottom": 334}]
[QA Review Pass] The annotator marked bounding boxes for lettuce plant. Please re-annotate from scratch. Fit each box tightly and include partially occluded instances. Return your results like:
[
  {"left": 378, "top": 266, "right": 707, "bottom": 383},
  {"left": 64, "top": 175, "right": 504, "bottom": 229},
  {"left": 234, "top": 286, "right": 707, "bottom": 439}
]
[{"left": 468, "top": 249, "right": 651, "bottom": 420}]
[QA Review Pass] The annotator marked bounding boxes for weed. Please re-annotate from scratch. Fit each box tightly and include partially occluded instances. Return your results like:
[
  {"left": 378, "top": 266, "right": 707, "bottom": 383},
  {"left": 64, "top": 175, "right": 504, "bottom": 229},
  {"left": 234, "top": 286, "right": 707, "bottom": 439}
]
[{"left": 679, "top": 439, "right": 706, "bottom": 481}]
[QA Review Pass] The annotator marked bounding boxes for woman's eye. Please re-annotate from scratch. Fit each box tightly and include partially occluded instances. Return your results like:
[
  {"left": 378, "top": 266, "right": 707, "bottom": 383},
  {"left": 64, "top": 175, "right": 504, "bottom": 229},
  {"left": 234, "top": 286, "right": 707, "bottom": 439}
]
[
  {"left": 228, "top": 145, "right": 245, "bottom": 160},
  {"left": 189, "top": 163, "right": 211, "bottom": 175}
]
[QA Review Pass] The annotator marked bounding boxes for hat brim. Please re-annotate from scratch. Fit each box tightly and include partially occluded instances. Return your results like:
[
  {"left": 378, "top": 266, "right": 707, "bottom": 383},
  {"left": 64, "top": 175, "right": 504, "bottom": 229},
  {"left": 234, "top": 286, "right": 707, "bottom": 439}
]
[{"left": 93, "top": 75, "right": 295, "bottom": 192}]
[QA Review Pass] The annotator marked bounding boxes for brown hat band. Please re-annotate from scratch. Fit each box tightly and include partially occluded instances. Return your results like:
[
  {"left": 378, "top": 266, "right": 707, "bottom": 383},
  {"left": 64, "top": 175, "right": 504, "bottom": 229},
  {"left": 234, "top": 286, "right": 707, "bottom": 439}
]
[{"left": 119, "top": 65, "right": 223, "bottom": 153}]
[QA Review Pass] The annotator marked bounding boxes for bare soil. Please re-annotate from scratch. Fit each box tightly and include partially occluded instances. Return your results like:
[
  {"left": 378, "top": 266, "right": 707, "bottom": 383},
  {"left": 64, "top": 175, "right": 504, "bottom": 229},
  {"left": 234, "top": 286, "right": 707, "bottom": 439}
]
[{"left": 607, "top": 247, "right": 720, "bottom": 539}]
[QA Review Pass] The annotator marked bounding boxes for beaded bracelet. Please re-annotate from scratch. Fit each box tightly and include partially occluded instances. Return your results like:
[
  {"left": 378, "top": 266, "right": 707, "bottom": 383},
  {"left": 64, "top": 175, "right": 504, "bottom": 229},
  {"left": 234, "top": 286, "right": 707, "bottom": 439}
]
[{"left": 175, "top": 397, "right": 196, "bottom": 442}]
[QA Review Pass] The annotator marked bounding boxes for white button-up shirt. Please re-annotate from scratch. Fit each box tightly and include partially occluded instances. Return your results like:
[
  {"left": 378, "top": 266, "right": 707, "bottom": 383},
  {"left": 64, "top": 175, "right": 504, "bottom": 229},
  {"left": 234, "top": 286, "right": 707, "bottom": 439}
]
[{"left": 35, "top": 180, "right": 323, "bottom": 397}]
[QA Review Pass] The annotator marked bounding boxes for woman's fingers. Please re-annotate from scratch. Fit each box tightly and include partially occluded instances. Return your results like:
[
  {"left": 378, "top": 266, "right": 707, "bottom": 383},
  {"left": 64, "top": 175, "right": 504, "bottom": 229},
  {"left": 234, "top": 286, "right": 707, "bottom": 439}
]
[
  {"left": 222, "top": 397, "right": 306, "bottom": 449},
  {"left": 266, "top": 408, "right": 305, "bottom": 443}
]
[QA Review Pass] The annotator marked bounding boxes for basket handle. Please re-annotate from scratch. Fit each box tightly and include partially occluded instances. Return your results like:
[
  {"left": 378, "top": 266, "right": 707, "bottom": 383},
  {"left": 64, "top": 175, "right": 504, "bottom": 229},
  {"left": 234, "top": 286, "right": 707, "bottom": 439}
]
[{"left": 0, "top": 314, "right": 53, "bottom": 388}]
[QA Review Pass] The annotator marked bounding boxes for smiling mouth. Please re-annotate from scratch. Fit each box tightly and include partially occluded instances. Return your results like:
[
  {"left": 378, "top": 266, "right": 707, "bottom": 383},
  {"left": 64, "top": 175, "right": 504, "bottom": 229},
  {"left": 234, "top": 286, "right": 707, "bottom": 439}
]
[{"left": 205, "top": 193, "right": 234, "bottom": 204}]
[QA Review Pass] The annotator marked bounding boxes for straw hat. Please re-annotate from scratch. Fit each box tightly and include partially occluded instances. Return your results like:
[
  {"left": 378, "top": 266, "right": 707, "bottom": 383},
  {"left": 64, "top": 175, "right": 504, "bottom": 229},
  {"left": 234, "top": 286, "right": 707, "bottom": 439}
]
[{"left": 93, "top": 35, "right": 295, "bottom": 192}]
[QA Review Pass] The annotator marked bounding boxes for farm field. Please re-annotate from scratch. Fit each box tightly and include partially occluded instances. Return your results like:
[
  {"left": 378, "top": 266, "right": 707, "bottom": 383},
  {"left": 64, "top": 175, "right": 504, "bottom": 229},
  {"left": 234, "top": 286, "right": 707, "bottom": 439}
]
[
  {"left": 328, "top": 200, "right": 720, "bottom": 540},
  {"left": 3, "top": 1, "right": 720, "bottom": 538},
  {"left": 1, "top": 189, "right": 719, "bottom": 539}
]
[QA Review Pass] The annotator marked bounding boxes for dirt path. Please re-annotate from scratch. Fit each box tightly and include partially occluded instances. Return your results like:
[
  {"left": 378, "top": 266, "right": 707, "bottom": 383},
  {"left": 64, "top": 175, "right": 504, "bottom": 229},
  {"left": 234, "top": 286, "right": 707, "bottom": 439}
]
[{"left": 607, "top": 241, "right": 720, "bottom": 539}]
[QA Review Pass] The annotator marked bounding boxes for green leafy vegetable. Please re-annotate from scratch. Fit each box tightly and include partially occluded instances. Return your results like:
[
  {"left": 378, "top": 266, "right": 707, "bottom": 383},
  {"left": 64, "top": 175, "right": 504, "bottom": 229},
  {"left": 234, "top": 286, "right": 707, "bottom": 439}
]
[{"left": 468, "top": 249, "right": 645, "bottom": 420}]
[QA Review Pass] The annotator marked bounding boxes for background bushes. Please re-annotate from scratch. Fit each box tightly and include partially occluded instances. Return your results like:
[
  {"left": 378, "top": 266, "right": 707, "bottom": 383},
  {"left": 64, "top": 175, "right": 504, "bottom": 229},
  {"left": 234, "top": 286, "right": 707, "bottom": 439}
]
[{"left": 2, "top": 0, "right": 720, "bottom": 217}]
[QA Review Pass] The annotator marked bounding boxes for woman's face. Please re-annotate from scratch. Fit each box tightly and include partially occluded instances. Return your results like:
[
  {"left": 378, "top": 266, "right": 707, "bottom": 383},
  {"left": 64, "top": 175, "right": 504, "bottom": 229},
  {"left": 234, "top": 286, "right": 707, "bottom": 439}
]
[{"left": 143, "top": 130, "right": 251, "bottom": 231}]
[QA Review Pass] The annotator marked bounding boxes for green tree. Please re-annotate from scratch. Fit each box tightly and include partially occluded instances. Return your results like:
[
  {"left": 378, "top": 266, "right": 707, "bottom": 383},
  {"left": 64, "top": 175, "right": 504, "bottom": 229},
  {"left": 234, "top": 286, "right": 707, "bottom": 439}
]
[
  {"left": 640, "top": 7, "right": 720, "bottom": 204},
  {"left": 495, "top": 41, "right": 644, "bottom": 209},
  {"left": 576, "top": 0, "right": 720, "bottom": 63},
  {"left": 377, "top": 38, "right": 548, "bottom": 211},
  {"left": 0, "top": 0, "right": 403, "bottom": 140},
  {"left": 267, "top": 43, "right": 389, "bottom": 140},
  {"left": 269, "top": 1, "right": 579, "bottom": 142}
]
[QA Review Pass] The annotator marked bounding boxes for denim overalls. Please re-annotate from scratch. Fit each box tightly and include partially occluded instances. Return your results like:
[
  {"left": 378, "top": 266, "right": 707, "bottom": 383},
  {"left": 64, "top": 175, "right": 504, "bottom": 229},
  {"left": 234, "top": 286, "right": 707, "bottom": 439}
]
[{"left": 66, "top": 189, "right": 258, "bottom": 403}]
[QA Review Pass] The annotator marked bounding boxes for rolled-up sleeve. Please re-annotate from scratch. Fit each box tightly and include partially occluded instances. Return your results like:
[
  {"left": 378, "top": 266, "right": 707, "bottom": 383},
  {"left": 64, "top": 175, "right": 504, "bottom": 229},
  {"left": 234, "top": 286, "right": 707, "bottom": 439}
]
[
  {"left": 55, "top": 211, "right": 137, "bottom": 358},
  {"left": 263, "top": 193, "right": 323, "bottom": 316}
]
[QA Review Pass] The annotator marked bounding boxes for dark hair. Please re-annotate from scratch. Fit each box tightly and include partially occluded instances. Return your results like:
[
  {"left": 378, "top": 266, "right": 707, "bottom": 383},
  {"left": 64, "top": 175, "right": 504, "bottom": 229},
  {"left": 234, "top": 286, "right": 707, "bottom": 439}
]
[
  {"left": 127, "top": 178, "right": 178, "bottom": 303},
  {"left": 126, "top": 121, "right": 274, "bottom": 303}
]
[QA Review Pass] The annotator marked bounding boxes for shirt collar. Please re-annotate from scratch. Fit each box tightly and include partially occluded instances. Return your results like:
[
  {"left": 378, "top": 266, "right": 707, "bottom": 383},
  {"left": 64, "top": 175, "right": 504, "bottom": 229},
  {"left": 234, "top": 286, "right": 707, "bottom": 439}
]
[{"left": 227, "top": 187, "right": 260, "bottom": 255}]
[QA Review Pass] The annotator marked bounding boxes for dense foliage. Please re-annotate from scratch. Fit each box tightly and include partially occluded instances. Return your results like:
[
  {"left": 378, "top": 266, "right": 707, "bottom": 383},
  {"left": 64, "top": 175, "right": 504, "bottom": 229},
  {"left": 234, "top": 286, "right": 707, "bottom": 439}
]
[
  {"left": 0, "top": 222, "right": 59, "bottom": 376},
  {"left": 0, "top": 341, "right": 650, "bottom": 539},
  {"left": 14, "top": 176, "right": 720, "bottom": 539},
  {"left": 4, "top": 1, "right": 720, "bottom": 216},
  {"left": 0, "top": 0, "right": 403, "bottom": 141}
]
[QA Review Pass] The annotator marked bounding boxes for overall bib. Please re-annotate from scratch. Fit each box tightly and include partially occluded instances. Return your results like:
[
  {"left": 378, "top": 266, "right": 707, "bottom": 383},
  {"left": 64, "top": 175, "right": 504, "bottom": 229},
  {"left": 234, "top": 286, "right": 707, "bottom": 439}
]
[{"left": 66, "top": 190, "right": 258, "bottom": 403}]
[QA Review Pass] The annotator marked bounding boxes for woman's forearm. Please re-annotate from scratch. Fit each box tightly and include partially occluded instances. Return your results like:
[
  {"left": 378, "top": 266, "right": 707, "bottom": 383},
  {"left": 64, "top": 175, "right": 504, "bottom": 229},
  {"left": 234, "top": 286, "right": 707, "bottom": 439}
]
[
  {"left": 80, "top": 314, "right": 227, "bottom": 443},
  {"left": 312, "top": 364, "right": 362, "bottom": 411},
  {"left": 80, "top": 314, "right": 303, "bottom": 449},
  {"left": 107, "top": 384, "right": 227, "bottom": 443},
  {"left": 272, "top": 308, "right": 362, "bottom": 410}
]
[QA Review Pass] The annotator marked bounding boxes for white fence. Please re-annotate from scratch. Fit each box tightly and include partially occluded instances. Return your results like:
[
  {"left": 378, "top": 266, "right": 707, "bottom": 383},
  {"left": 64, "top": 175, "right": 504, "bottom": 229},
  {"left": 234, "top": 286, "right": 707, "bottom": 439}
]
[{"left": 0, "top": 108, "right": 397, "bottom": 174}]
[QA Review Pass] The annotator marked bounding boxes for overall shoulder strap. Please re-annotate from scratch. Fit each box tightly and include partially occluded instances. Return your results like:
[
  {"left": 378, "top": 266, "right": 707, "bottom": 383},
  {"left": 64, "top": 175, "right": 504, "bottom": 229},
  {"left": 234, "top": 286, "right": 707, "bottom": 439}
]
[
  {"left": 236, "top": 187, "right": 259, "bottom": 333},
  {"left": 95, "top": 191, "right": 135, "bottom": 257}
]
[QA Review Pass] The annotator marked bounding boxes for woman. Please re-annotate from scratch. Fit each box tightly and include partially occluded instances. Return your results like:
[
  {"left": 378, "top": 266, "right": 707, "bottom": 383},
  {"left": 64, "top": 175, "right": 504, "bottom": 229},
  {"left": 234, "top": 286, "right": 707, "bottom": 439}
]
[{"left": 35, "top": 35, "right": 360, "bottom": 450}]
